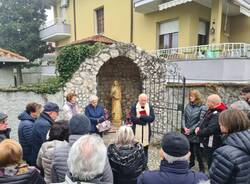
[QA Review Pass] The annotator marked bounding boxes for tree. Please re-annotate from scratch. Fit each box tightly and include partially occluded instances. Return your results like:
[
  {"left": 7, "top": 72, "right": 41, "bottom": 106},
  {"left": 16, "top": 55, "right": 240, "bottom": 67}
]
[
  {"left": 0, "top": 0, "right": 54, "bottom": 85},
  {"left": 0, "top": 0, "right": 51, "bottom": 61}
]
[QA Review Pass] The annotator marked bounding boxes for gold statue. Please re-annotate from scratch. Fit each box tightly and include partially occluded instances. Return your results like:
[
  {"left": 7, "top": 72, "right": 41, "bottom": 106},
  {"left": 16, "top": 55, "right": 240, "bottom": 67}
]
[{"left": 110, "top": 80, "right": 122, "bottom": 127}]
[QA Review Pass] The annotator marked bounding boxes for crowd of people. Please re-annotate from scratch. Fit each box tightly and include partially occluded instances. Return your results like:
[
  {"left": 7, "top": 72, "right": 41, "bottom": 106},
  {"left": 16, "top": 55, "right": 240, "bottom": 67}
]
[{"left": 0, "top": 85, "right": 249, "bottom": 184}]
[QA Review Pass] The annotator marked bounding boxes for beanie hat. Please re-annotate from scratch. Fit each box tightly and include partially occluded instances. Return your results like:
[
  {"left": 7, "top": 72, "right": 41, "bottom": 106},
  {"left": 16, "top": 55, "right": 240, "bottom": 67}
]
[
  {"left": 0, "top": 112, "right": 8, "bottom": 121},
  {"left": 44, "top": 102, "right": 60, "bottom": 112},
  {"left": 69, "top": 114, "right": 91, "bottom": 135},
  {"left": 161, "top": 132, "right": 190, "bottom": 157}
]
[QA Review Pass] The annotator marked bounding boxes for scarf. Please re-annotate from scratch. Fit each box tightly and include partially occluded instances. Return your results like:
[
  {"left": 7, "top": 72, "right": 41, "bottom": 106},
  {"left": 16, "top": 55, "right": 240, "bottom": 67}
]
[
  {"left": 66, "top": 101, "right": 78, "bottom": 116},
  {"left": 135, "top": 103, "right": 150, "bottom": 147}
]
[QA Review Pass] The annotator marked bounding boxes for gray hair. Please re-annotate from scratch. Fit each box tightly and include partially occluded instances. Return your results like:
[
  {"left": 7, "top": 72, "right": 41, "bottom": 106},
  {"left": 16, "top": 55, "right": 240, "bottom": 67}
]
[
  {"left": 198, "top": 180, "right": 210, "bottom": 184},
  {"left": 116, "top": 126, "right": 135, "bottom": 145},
  {"left": 230, "top": 100, "right": 250, "bottom": 114},
  {"left": 67, "top": 134, "right": 107, "bottom": 181},
  {"left": 89, "top": 95, "right": 98, "bottom": 103},
  {"left": 162, "top": 150, "right": 190, "bottom": 164}
]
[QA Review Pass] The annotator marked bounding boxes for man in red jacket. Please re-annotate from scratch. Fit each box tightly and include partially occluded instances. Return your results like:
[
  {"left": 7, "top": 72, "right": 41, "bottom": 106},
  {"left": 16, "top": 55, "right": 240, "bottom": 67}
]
[{"left": 195, "top": 94, "right": 227, "bottom": 168}]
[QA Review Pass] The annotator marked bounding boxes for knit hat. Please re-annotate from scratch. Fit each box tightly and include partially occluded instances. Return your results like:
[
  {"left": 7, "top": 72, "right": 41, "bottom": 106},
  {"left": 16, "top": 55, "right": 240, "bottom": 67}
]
[
  {"left": 44, "top": 102, "right": 60, "bottom": 112},
  {"left": 0, "top": 112, "right": 8, "bottom": 121},
  {"left": 69, "top": 114, "right": 91, "bottom": 135},
  {"left": 161, "top": 132, "right": 190, "bottom": 157}
]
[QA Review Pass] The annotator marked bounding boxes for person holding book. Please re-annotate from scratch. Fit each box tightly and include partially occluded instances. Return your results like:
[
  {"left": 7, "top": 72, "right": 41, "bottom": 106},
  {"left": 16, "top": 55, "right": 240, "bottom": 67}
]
[{"left": 130, "top": 93, "right": 155, "bottom": 166}]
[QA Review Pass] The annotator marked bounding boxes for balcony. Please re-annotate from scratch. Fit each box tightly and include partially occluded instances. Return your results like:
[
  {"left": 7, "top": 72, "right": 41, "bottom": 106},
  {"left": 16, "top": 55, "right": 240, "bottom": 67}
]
[
  {"left": 154, "top": 43, "right": 250, "bottom": 61},
  {"left": 39, "top": 18, "right": 71, "bottom": 42},
  {"left": 153, "top": 43, "right": 250, "bottom": 82},
  {"left": 134, "top": 0, "right": 164, "bottom": 13}
]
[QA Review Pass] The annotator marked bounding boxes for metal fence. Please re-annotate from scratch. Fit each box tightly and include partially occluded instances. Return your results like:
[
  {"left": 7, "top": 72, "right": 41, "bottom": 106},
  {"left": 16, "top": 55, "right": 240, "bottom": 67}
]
[{"left": 154, "top": 43, "right": 250, "bottom": 61}]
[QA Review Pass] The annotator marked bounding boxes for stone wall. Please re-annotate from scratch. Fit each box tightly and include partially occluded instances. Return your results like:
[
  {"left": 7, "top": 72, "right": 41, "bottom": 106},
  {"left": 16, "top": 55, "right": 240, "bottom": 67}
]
[
  {"left": 0, "top": 91, "right": 64, "bottom": 141},
  {"left": 97, "top": 56, "right": 142, "bottom": 118}
]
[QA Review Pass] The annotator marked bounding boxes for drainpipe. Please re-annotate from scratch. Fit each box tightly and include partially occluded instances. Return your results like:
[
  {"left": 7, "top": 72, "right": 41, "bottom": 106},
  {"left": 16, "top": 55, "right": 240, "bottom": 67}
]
[
  {"left": 130, "top": 0, "right": 134, "bottom": 43},
  {"left": 73, "top": 0, "right": 77, "bottom": 41}
]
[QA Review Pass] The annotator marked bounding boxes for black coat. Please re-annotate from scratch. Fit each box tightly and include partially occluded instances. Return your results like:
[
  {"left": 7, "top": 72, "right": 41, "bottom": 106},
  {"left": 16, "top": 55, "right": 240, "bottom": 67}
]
[
  {"left": 183, "top": 103, "right": 207, "bottom": 143},
  {"left": 209, "top": 129, "right": 250, "bottom": 184},
  {"left": 31, "top": 112, "right": 54, "bottom": 166},
  {"left": 137, "top": 160, "right": 208, "bottom": 184},
  {"left": 108, "top": 142, "right": 146, "bottom": 184},
  {"left": 0, "top": 168, "right": 45, "bottom": 184},
  {"left": 198, "top": 103, "right": 227, "bottom": 149},
  {"left": 130, "top": 103, "right": 155, "bottom": 141},
  {"left": 18, "top": 111, "right": 36, "bottom": 165},
  {"left": 0, "top": 128, "right": 11, "bottom": 142}
]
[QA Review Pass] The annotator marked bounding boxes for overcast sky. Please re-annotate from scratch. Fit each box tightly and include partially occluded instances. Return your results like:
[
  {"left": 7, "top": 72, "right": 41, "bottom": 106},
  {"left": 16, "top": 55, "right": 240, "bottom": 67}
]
[{"left": 45, "top": 7, "right": 54, "bottom": 23}]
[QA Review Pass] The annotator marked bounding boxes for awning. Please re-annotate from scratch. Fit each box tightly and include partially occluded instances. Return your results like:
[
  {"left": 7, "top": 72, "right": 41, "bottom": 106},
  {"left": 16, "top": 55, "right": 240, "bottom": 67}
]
[
  {"left": 159, "top": 0, "right": 193, "bottom": 11},
  {"left": 233, "top": 0, "right": 250, "bottom": 16}
]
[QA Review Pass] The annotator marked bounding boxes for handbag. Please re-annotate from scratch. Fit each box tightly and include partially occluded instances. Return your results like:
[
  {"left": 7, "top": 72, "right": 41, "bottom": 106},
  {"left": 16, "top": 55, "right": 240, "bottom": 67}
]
[{"left": 96, "top": 120, "right": 111, "bottom": 132}]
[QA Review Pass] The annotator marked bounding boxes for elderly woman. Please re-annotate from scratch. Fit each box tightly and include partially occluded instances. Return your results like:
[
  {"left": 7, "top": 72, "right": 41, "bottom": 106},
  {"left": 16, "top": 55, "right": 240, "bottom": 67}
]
[
  {"left": 209, "top": 109, "right": 250, "bottom": 184},
  {"left": 85, "top": 95, "right": 105, "bottom": 135},
  {"left": 37, "top": 120, "right": 69, "bottom": 184},
  {"left": 0, "top": 139, "right": 45, "bottom": 183},
  {"left": 108, "top": 126, "right": 146, "bottom": 184},
  {"left": 63, "top": 92, "right": 81, "bottom": 120}
]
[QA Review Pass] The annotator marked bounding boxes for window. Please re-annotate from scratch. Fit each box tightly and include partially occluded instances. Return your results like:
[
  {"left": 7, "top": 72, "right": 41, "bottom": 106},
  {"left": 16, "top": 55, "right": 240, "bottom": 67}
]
[
  {"left": 96, "top": 7, "right": 104, "bottom": 34},
  {"left": 159, "top": 20, "right": 179, "bottom": 49},
  {"left": 198, "top": 20, "right": 209, "bottom": 45}
]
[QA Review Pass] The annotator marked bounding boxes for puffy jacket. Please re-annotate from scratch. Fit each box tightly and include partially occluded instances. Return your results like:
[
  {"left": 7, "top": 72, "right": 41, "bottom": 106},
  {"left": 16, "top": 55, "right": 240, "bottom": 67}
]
[
  {"left": 0, "top": 166, "right": 45, "bottom": 184},
  {"left": 0, "top": 128, "right": 11, "bottom": 142},
  {"left": 31, "top": 112, "right": 54, "bottom": 166},
  {"left": 18, "top": 111, "right": 36, "bottom": 164},
  {"left": 108, "top": 142, "right": 146, "bottom": 184},
  {"left": 51, "top": 134, "right": 113, "bottom": 183},
  {"left": 209, "top": 129, "right": 250, "bottom": 184},
  {"left": 56, "top": 174, "right": 112, "bottom": 184},
  {"left": 183, "top": 103, "right": 207, "bottom": 143},
  {"left": 37, "top": 140, "right": 68, "bottom": 184},
  {"left": 197, "top": 103, "right": 227, "bottom": 149},
  {"left": 85, "top": 104, "right": 105, "bottom": 133},
  {"left": 137, "top": 160, "right": 208, "bottom": 184}
]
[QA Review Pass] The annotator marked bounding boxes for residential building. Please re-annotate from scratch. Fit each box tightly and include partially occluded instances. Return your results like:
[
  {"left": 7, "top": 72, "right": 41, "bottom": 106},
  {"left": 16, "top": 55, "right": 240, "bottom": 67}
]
[
  {"left": 40, "top": 0, "right": 250, "bottom": 82},
  {"left": 40, "top": 0, "right": 250, "bottom": 50}
]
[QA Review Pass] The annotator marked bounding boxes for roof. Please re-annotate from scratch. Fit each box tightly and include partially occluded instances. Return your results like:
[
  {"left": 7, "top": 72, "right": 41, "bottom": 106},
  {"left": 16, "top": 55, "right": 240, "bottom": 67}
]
[
  {"left": 0, "top": 48, "right": 29, "bottom": 63},
  {"left": 70, "top": 35, "right": 116, "bottom": 46}
]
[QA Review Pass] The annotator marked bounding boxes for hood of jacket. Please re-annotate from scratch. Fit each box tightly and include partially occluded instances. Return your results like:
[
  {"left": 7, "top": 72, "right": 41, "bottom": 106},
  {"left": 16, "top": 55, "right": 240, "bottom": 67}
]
[
  {"left": 224, "top": 129, "right": 250, "bottom": 154},
  {"left": 211, "top": 102, "right": 227, "bottom": 111},
  {"left": 18, "top": 111, "right": 35, "bottom": 122}
]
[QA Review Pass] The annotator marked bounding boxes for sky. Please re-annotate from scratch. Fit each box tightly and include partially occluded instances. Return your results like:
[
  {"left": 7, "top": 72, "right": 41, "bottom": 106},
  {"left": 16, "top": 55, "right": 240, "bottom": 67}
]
[{"left": 45, "top": 7, "right": 54, "bottom": 23}]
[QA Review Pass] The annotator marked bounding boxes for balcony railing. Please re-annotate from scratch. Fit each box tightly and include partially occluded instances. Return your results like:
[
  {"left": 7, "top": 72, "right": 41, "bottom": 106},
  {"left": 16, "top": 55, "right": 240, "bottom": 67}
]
[
  {"left": 154, "top": 43, "right": 250, "bottom": 61},
  {"left": 39, "top": 18, "right": 71, "bottom": 42}
]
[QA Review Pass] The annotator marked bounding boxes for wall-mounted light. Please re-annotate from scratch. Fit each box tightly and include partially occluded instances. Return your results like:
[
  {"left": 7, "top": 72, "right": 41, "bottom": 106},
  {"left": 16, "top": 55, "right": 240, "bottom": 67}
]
[{"left": 209, "top": 20, "right": 216, "bottom": 34}]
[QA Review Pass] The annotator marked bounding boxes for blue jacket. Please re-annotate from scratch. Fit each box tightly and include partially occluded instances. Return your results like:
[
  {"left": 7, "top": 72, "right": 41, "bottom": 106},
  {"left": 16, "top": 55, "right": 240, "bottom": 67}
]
[
  {"left": 85, "top": 104, "right": 105, "bottom": 133},
  {"left": 31, "top": 112, "right": 54, "bottom": 166},
  {"left": 137, "top": 160, "right": 208, "bottom": 184},
  {"left": 209, "top": 129, "right": 250, "bottom": 184},
  {"left": 18, "top": 111, "right": 36, "bottom": 165}
]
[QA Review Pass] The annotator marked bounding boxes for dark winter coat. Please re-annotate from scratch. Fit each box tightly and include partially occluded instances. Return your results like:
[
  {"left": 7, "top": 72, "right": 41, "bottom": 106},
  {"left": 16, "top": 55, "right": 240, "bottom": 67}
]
[
  {"left": 85, "top": 104, "right": 105, "bottom": 133},
  {"left": 0, "top": 128, "right": 11, "bottom": 142},
  {"left": 31, "top": 112, "right": 54, "bottom": 166},
  {"left": 18, "top": 111, "right": 36, "bottom": 165},
  {"left": 197, "top": 103, "right": 227, "bottom": 149},
  {"left": 137, "top": 160, "right": 208, "bottom": 184},
  {"left": 183, "top": 103, "right": 207, "bottom": 143},
  {"left": 51, "top": 134, "right": 113, "bottom": 183},
  {"left": 108, "top": 142, "right": 146, "bottom": 184},
  {"left": 0, "top": 167, "right": 45, "bottom": 184},
  {"left": 209, "top": 129, "right": 250, "bottom": 184},
  {"left": 130, "top": 103, "right": 155, "bottom": 142}
]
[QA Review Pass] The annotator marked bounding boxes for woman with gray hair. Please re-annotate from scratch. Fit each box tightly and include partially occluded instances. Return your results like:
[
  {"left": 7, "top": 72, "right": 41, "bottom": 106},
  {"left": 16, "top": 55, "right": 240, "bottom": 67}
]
[
  {"left": 84, "top": 95, "right": 105, "bottom": 135},
  {"left": 57, "top": 134, "right": 109, "bottom": 183},
  {"left": 108, "top": 126, "right": 146, "bottom": 184}
]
